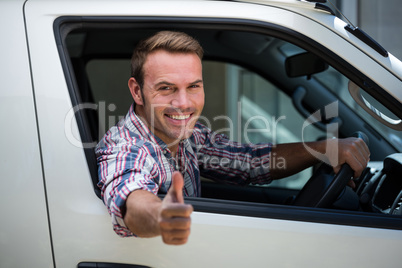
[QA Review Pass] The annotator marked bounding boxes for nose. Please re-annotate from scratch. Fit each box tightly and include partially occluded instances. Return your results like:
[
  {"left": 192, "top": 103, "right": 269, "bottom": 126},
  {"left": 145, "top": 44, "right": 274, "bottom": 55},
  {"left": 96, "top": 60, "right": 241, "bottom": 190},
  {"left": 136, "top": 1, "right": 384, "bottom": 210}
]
[{"left": 171, "top": 89, "right": 191, "bottom": 110}]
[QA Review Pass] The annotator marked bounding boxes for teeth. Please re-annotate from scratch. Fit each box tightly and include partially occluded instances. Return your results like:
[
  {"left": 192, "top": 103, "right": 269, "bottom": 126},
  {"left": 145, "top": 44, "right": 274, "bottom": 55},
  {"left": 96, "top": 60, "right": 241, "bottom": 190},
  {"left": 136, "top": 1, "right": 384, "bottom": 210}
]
[{"left": 168, "top": 114, "right": 190, "bottom": 120}]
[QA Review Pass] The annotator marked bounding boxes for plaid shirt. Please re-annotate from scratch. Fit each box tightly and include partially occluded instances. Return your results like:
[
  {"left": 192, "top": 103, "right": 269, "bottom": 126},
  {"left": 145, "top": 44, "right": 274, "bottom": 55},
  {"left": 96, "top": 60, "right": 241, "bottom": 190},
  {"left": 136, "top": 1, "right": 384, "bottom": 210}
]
[{"left": 96, "top": 104, "right": 272, "bottom": 237}]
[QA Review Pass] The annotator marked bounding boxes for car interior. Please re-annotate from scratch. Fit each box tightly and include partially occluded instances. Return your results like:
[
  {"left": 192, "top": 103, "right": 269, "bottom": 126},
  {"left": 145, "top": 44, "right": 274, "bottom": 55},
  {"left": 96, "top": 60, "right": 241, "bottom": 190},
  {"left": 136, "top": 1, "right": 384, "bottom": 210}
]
[{"left": 55, "top": 16, "right": 402, "bottom": 226}]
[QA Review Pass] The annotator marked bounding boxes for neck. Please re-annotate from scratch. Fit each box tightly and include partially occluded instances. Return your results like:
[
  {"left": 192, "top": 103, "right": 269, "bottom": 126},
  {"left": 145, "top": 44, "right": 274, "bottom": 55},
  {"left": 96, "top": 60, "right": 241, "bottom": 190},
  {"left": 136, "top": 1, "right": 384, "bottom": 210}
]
[{"left": 169, "top": 145, "right": 179, "bottom": 158}]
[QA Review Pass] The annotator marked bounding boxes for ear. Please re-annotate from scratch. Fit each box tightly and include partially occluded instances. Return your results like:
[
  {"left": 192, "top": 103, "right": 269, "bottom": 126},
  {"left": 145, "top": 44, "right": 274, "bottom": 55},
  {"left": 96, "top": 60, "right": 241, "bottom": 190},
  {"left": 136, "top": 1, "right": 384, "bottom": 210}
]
[{"left": 128, "top": 77, "right": 144, "bottom": 106}]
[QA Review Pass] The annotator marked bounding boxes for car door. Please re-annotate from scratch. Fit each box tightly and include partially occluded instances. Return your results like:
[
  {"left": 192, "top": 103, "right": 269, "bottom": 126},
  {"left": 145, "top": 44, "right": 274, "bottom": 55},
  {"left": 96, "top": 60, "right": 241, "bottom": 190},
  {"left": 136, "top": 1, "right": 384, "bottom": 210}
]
[
  {"left": 24, "top": 1, "right": 402, "bottom": 267},
  {"left": 0, "top": 1, "right": 53, "bottom": 267}
]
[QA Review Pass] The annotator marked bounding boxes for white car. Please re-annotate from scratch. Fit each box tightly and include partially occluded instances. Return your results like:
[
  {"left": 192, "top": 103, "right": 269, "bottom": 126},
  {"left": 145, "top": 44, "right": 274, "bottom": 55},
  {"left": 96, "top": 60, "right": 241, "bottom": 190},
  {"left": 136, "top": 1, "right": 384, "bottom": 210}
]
[{"left": 1, "top": 0, "right": 402, "bottom": 267}]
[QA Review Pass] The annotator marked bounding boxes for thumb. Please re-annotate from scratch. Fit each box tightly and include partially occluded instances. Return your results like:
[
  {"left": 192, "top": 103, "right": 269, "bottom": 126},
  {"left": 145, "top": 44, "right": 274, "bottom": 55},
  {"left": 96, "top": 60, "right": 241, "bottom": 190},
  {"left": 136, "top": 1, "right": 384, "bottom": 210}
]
[{"left": 167, "top": 171, "right": 185, "bottom": 203}]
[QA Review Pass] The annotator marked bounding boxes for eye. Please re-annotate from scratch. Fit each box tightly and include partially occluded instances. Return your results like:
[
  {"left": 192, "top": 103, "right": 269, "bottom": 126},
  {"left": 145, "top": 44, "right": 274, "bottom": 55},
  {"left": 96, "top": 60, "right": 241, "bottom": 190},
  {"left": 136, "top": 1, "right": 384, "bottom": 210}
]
[
  {"left": 189, "top": 84, "right": 202, "bottom": 89},
  {"left": 158, "top": 85, "right": 174, "bottom": 92}
]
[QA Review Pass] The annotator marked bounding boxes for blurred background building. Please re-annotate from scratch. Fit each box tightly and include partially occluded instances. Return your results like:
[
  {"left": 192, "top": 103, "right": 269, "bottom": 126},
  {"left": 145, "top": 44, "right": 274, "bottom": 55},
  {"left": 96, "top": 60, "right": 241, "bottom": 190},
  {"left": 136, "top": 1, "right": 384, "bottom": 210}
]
[{"left": 334, "top": 0, "right": 402, "bottom": 59}]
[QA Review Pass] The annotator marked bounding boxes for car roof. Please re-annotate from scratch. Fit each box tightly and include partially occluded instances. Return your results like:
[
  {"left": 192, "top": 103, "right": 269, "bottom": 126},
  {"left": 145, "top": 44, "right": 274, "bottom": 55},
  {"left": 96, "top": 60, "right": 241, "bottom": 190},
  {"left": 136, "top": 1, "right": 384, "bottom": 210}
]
[
  {"left": 26, "top": 0, "right": 402, "bottom": 83},
  {"left": 238, "top": 0, "right": 325, "bottom": 12}
]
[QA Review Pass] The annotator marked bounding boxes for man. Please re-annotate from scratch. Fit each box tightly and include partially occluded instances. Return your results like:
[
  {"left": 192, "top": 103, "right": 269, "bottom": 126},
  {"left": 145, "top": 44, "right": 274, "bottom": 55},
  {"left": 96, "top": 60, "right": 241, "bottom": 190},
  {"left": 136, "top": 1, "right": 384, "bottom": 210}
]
[{"left": 96, "top": 31, "right": 370, "bottom": 245}]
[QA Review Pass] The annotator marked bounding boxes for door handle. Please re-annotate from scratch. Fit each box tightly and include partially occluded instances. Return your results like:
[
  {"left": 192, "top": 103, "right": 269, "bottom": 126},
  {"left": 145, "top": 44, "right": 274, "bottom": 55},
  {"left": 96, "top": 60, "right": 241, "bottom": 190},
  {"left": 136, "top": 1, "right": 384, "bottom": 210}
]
[{"left": 78, "top": 262, "right": 151, "bottom": 268}]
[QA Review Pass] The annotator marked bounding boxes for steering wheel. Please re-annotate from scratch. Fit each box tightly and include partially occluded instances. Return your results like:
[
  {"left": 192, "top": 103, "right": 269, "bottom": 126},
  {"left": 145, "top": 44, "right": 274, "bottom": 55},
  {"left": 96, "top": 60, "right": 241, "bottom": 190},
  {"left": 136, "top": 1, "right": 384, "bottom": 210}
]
[{"left": 293, "top": 132, "right": 369, "bottom": 208}]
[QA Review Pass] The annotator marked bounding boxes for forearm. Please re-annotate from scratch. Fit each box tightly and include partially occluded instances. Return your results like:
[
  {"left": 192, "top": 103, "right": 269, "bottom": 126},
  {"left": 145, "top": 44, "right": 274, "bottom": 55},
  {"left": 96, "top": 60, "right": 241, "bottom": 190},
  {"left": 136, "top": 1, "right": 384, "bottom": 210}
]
[
  {"left": 124, "top": 190, "right": 162, "bottom": 238},
  {"left": 270, "top": 141, "right": 326, "bottom": 180},
  {"left": 270, "top": 137, "right": 370, "bottom": 180}
]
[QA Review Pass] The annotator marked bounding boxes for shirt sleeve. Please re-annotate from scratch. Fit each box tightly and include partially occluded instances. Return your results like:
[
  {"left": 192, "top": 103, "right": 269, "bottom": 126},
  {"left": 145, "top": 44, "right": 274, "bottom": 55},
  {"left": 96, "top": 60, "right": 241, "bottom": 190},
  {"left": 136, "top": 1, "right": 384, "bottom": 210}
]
[
  {"left": 191, "top": 123, "right": 273, "bottom": 185},
  {"left": 95, "top": 135, "right": 161, "bottom": 237}
]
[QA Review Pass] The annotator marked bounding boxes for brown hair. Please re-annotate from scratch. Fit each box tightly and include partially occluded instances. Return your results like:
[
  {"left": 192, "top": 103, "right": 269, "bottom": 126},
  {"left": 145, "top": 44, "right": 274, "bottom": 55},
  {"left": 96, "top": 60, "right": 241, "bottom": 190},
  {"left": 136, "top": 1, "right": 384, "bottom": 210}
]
[{"left": 130, "top": 31, "right": 204, "bottom": 89}]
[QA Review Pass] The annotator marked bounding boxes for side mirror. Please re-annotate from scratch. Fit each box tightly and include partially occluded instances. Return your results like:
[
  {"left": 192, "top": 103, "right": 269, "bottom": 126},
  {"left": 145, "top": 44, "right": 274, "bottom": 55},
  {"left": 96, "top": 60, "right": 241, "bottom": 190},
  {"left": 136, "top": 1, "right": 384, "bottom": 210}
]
[{"left": 285, "top": 52, "right": 328, "bottom": 79}]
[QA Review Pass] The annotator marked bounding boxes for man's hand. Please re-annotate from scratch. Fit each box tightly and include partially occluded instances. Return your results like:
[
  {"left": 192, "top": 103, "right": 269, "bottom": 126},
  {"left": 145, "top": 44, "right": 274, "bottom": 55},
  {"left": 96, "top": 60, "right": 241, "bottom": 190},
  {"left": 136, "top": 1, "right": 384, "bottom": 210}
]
[
  {"left": 123, "top": 171, "right": 193, "bottom": 245},
  {"left": 332, "top": 137, "right": 370, "bottom": 178},
  {"left": 159, "top": 171, "right": 193, "bottom": 245}
]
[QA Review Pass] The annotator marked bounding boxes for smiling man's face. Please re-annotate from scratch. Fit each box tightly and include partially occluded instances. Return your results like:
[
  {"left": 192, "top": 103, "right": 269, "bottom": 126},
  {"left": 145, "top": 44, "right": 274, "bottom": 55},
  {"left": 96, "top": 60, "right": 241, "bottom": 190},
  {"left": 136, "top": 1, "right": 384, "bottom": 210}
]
[{"left": 129, "top": 50, "right": 205, "bottom": 149}]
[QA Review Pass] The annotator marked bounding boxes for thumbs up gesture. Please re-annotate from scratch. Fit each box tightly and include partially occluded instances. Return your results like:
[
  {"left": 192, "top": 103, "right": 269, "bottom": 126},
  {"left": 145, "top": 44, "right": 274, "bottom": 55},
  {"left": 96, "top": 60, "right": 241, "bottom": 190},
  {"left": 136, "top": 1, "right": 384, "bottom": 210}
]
[{"left": 159, "top": 171, "right": 193, "bottom": 245}]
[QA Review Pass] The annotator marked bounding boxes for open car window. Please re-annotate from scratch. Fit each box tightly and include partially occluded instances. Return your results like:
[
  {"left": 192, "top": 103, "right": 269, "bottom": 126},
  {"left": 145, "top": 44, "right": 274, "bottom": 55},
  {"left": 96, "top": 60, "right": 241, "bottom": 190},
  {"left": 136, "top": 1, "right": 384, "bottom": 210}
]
[{"left": 57, "top": 16, "right": 402, "bottom": 229}]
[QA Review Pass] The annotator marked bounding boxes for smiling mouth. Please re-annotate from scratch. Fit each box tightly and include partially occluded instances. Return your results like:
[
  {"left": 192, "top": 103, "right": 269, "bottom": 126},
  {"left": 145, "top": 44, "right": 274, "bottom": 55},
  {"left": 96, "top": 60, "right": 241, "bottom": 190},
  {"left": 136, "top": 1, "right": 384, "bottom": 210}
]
[{"left": 166, "top": 114, "right": 191, "bottom": 120}]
